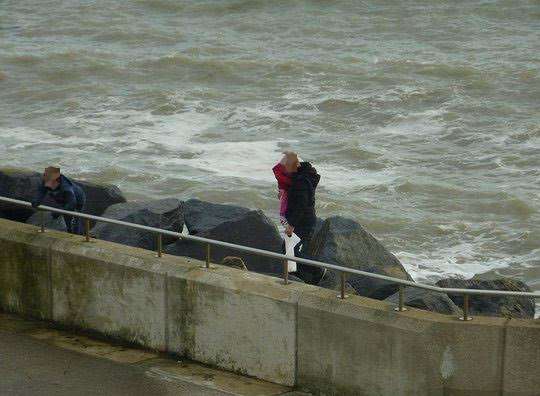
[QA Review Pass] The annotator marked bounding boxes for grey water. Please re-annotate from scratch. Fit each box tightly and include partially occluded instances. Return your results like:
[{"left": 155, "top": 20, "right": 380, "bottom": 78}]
[{"left": 1, "top": 0, "right": 539, "bottom": 299}]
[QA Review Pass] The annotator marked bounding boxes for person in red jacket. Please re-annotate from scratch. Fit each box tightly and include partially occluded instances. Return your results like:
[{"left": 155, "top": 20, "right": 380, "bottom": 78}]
[{"left": 272, "top": 152, "right": 297, "bottom": 233}]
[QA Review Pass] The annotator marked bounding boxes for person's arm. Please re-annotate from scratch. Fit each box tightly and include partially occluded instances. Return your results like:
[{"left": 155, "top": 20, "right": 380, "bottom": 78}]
[{"left": 31, "top": 184, "right": 48, "bottom": 208}]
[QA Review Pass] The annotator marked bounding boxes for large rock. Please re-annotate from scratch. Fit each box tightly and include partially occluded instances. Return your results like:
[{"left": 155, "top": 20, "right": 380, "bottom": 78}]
[
  {"left": 308, "top": 216, "right": 413, "bottom": 300},
  {"left": 385, "top": 288, "right": 462, "bottom": 315},
  {"left": 76, "top": 180, "right": 126, "bottom": 226},
  {"left": 435, "top": 275, "right": 536, "bottom": 319},
  {"left": 0, "top": 169, "right": 42, "bottom": 221},
  {"left": 183, "top": 199, "right": 250, "bottom": 234},
  {"left": 166, "top": 209, "right": 284, "bottom": 274},
  {"left": 0, "top": 168, "right": 126, "bottom": 223},
  {"left": 91, "top": 199, "right": 184, "bottom": 250}
]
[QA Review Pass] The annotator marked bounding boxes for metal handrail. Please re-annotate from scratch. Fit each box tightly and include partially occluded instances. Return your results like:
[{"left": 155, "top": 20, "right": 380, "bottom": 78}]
[{"left": 1, "top": 195, "right": 539, "bottom": 321}]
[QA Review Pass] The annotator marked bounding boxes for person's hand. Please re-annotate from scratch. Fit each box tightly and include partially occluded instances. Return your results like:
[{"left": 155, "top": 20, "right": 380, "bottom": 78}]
[
  {"left": 285, "top": 225, "right": 294, "bottom": 237},
  {"left": 31, "top": 199, "right": 40, "bottom": 208}
]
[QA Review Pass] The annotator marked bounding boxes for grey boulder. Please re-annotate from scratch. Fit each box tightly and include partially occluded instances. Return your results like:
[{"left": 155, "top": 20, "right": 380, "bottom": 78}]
[
  {"left": 166, "top": 208, "right": 284, "bottom": 274},
  {"left": 183, "top": 199, "right": 250, "bottom": 234},
  {"left": 76, "top": 180, "right": 126, "bottom": 226},
  {"left": 309, "top": 216, "right": 413, "bottom": 300},
  {"left": 385, "top": 288, "right": 462, "bottom": 315},
  {"left": 92, "top": 199, "right": 184, "bottom": 250},
  {"left": 0, "top": 168, "right": 126, "bottom": 223},
  {"left": 0, "top": 169, "right": 42, "bottom": 222},
  {"left": 435, "top": 275, "right": 535, "bottom": 319}
]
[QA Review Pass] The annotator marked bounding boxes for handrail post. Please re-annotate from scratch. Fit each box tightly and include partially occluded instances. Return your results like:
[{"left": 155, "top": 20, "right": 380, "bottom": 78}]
[
  {"left": 283, "top": 259, "right": 289, "bottom": 285},
  {"left": 337, "top": 271, "right": 349, "bottom": 299},
  {"left": 39, "top": 210, "right": 45, "bottom": 233},
  {"left": 156, "top": 234, "right": 162, "bottom": 258},
  {"left": 394, "top": 285, "right": 408, "bottom": 312},
  {"left": 205, "top": 243, "right": 210, "bottom": 269},
  {"left": 459, "top": 294, "right": 472, "bottom": 321},
  {"left": 84, "top": 219, "right": 90, "bottom": 242}
]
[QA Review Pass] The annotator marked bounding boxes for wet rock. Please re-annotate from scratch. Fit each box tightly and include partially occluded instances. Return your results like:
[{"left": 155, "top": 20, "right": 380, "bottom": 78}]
[
  {"left": 26, "top": 212, "right": 67, "bottom": 232},
  {"left": 221, "top": 256, "right": 248, "bottom": 271},
  {"left": 435, "top": 275, "right": 536, "bottom": 319},
  {"left": 166, "top": 209, "right": 284, "bottom": 274},
  {"left": 76, "top": 180, "right": 126, "bottom": 226},
  {"left": 308, "top": 216, "right": 413, "bottom": 300},
  {"left": 91, "top": 199, "right": 184, "bottom": 250},
  {"left": 183, "top": 199, "right": 250, "bottom": 235},
  {"left": 385, "top": 288, "right": 462, "bottom": 315},
  {"left": 0, "top": 169, "right": 42, "bottom": 222},
  {"left": 0, "top": 168, "right": 126, "bottom": 223}
]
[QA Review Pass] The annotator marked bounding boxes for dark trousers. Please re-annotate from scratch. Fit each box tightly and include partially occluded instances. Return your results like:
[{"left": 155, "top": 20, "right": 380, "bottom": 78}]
[
  {"left": 293, "top": 220, "right": 325, "bottom": 285},
  {"left": 63, "top": 199, "right": 85, "bottom": 235}
]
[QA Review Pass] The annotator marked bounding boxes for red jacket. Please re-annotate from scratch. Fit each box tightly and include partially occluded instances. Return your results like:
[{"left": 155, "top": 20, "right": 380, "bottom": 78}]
[{"left": 272, "top": 163, "right": 292, "bottom": 190}]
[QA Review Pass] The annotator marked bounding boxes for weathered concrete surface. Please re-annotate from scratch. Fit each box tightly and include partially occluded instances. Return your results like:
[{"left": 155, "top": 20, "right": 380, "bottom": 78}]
[
  {"left": 502, "top": 319, "right": 540, "bottom": 395},
  {"left": 50, "top": 238, "right": 169, "bottom": 350},
  {"left": 0, "top": 228, "right": 51, "bottom": 319},
  {"left": 1, "top": 218, "right": 539, "bottom": 395},
  {"left": 297, "top": 288, "right": 506, "bottom": 395},
  {"left": 166, "top": 266, "right": 306, "bottom": 386}
]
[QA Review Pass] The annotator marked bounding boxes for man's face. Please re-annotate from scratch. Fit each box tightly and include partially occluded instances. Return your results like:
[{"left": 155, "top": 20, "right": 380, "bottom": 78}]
[{"left": 44, "top": 176, "right": 60, "bottom": 189}]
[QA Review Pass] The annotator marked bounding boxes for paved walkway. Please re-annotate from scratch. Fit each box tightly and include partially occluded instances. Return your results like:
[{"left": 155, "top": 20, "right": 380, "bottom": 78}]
[{"left": 0, "top": 313, "right": 305, "bottom": 396}]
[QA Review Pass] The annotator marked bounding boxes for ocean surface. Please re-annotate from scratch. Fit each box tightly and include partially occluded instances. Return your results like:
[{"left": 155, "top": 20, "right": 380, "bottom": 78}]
[{"left": 1, "top": 1, "right": 539, "bottom": 300}]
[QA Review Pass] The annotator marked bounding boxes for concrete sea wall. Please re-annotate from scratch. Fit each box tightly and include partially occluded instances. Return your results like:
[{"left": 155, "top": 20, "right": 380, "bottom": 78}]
[{"left": 0, "top": 219, "right": 538, "bottom": 395}]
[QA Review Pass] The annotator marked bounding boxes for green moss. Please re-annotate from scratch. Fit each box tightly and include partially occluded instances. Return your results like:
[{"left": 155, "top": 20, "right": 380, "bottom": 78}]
[{"left": 0, "top": 237, "right": 50, "bottom": 320}]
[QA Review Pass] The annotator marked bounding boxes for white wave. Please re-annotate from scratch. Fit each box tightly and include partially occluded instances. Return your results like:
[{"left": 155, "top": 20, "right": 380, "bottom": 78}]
[
  {"left": 397, "top": 242, "right": 518, "bottom": 284},
  {"left": 376, "top": 109, "right": 447, "bottom": 137}
]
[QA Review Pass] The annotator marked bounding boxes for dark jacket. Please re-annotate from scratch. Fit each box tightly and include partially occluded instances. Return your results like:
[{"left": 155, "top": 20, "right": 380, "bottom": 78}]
[
  {"left": 285, "top": 162, "right": 320, "bottom": 228},
  {"left": 32, "top": 175, "right": 85, "bottom": 211}
]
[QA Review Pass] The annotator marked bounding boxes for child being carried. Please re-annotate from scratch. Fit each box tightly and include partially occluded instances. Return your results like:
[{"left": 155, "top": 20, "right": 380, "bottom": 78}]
[{"left": 272, "top": 151, "right": 297, "bottom": 234}]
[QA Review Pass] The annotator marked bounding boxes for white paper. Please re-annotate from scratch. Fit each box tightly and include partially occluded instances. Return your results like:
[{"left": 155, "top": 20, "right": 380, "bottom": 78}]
[{"left": 284, "top": 232, "right": 301, "bottom": 272}]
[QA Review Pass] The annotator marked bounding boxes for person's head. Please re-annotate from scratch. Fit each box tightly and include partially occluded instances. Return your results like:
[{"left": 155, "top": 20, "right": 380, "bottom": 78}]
[
  {"left": 283, "top": 151, "right": 300, "bottom": 173},
  {"left": 43, "top": 166, "right": 61, "bottom": 189}
]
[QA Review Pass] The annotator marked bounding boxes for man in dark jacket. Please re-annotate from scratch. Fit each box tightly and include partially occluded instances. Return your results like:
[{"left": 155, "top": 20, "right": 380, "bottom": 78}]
[
  {"left": 285, "top": 160, "right": 324, "bottom": 284},
  {"left": 31, "top": 166, "right": 86, "bottom": 234}
]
